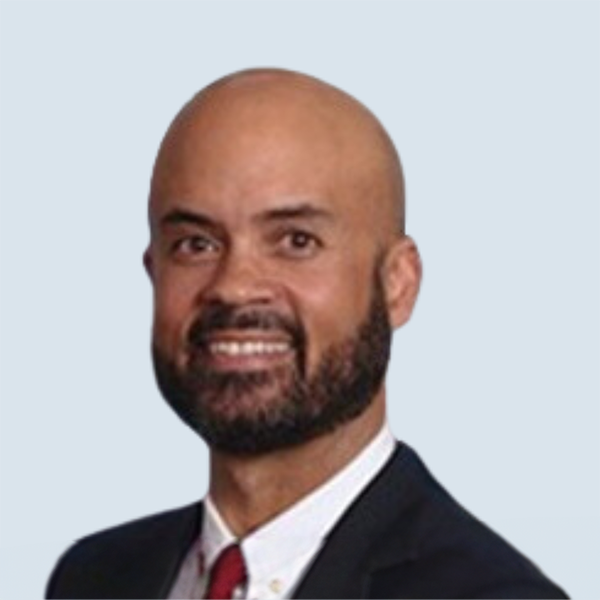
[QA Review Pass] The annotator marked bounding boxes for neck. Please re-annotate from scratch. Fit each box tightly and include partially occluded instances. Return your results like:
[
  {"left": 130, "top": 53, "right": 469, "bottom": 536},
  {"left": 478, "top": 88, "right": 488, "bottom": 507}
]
[{"left": 207, "top": 392, "right": 386, "bottom": 538}]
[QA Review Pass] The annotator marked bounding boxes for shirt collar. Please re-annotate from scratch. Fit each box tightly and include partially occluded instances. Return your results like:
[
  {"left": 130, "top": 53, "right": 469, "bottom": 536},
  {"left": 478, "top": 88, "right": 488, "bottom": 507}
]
[
  {"left": 200, "top": 423, "right": 395, "bottom": 580},
  {"left": 201, "top": 496, "right": 237, "bottom": 575}
]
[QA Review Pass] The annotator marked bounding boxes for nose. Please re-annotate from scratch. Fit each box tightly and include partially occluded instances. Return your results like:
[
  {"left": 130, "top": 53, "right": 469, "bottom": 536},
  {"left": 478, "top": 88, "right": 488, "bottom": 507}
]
[{"left": 203, "top": 246, "right": 277, "bottom": 306}]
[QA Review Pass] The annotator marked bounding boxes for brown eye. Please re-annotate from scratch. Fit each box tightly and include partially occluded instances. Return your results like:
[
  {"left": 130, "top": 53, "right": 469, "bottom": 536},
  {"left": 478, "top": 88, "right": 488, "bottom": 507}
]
[
  {"left": 280, "top": 230, "right": 321, "bottom": 257},
  {"left": 289, "top": 231, "right": 314, "bottom": 248},
  {"left": 172, "top": 235, "right": 220, "bottom": 259}
]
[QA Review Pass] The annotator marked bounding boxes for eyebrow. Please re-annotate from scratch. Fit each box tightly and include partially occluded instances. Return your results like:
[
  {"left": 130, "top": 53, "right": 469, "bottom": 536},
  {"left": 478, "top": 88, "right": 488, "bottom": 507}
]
[
  {"left": 158, "top": 202, "right": 335, "bottom": 230},
  {"left": 160, "top": 208, "right": 217, "bottom": 229},
  {"left": 254, "top": 203, "right": 335, "bottom": 224}
]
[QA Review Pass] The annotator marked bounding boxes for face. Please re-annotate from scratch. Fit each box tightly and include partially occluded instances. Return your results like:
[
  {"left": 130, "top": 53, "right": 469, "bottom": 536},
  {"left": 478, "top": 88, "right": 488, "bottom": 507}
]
[{"left": 146, "top": 82, "right": 410, "bottom": 455}]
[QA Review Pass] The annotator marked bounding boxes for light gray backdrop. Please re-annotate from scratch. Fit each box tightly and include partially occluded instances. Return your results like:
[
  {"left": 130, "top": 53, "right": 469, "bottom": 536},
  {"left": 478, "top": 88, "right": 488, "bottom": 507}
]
[{"left": 0, "top": 1, "right": 598, "bottom": 598}]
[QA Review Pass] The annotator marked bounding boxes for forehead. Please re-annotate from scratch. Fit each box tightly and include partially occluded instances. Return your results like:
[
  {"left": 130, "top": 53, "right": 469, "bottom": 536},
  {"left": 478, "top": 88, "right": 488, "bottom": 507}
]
[
  {"left": 149, "top": 78, "right": 398, "bottom": 236},
  {"left": 155, "top": 136, "right": 348, "bottom": 228}
]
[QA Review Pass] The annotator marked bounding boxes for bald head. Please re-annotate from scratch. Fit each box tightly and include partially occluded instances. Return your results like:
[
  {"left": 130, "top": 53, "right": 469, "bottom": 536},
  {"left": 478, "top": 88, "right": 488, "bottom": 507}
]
[{"left": 150, "top": 68, "right": 405, "bottom": 240}]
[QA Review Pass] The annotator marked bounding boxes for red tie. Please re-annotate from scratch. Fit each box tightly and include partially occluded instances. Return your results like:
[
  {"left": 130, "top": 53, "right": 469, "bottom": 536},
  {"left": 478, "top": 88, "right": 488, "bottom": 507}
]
[{"left": 204, "top": 544, "right": 247, "bottom": 600}]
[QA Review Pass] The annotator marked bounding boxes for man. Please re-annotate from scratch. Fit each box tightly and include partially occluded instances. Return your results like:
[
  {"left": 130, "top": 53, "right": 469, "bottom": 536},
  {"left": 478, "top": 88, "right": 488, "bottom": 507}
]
[{"left": 46, "top": 68, "right": 567, "bottom": 599}]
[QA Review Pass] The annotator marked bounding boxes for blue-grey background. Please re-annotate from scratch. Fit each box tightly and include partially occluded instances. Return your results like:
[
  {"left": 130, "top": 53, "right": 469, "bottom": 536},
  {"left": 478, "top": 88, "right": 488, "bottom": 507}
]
[{"left": 1, "top": 1, "right": 598, "bottom": 598}]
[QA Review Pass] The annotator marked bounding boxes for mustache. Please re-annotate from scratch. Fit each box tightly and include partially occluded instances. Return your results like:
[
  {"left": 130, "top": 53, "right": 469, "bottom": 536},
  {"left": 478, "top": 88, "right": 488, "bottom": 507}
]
[{"left": 187, "top": 302, "right": 305, "bottom": 348}]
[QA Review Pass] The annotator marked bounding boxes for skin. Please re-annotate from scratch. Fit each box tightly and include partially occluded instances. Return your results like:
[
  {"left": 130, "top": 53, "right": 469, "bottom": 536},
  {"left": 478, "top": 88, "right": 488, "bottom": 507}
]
[{"left": 145, "top": 69, "right": 422, "bottom": 537}]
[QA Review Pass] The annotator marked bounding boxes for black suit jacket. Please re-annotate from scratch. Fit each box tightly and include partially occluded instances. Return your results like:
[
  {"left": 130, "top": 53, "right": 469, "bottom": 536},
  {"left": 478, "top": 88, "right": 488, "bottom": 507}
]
[{"left": 46, "top": 444, "right": 568, "bottom": 599}]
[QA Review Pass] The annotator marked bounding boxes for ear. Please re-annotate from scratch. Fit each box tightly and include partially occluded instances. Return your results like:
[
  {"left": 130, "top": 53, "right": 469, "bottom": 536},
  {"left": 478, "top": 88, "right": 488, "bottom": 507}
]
[
  {"left": 382, "top": 236, "right": 422, "bottom": 329},
  {"left": 143, "top": 247, "right": 154, "bottom": 281}
]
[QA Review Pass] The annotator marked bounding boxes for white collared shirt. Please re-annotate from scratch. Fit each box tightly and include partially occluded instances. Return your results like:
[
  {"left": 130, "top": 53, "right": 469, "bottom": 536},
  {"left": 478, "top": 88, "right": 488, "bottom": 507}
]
[{"left": 169, "top": 424, "right": 395, "bottom": 599}]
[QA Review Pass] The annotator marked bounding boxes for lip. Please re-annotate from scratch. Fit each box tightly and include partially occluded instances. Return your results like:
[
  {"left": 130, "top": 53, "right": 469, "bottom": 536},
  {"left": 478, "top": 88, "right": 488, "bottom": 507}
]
[
  {"left": 203, "top": 330, "right": 293, "bottom": 344},
  {"left": 202, "top": 350, "right": 293, "bottom": 371}
]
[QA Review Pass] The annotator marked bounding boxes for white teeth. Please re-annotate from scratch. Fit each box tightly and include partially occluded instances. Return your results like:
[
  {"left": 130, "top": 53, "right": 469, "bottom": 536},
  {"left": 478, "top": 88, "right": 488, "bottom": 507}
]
[{"left": 208, "top": 341, "right": 290, "bottom": 356}]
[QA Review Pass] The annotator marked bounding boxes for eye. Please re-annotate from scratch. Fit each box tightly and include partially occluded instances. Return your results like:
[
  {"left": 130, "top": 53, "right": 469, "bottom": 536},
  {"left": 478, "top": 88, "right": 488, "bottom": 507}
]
[
  {"left": 171, "top": 235, "right": 220, "bottom": 260},
  {"left": 279, "top": 230, "right": 322, "bottom": 256}
]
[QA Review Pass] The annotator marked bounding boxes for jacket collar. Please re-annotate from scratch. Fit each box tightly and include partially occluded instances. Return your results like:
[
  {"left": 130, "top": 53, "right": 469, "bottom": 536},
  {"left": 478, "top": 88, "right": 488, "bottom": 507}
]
[
  {"left": 136, "top": 502, "right": 202, "bottom": 599},
  {"left": 292, "top": 443, "right": 419, "bottom": 599}
]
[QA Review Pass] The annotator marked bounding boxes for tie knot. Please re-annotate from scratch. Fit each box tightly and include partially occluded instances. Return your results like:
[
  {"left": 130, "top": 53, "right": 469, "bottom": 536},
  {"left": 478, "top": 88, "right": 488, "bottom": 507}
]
[{"left": 204, "top": 544, "right": 247, "bottom": 600}]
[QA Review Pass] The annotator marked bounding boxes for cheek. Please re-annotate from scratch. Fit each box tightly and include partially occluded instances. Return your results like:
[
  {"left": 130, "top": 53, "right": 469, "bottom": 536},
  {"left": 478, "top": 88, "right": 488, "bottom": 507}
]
[
  {"left": 290, "top": 259, "right": 373, "bottom": 362},
  {"left": 151, "top": 269, "right": 204, "bottom": 349}
]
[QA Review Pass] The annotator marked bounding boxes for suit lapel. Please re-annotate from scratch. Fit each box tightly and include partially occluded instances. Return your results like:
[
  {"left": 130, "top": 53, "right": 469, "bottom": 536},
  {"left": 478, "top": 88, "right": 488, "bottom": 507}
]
[
  {"left": 117, "top": 502, "right": 202, "bottom": 599},
  {"left": 292, "top": 444, "right": 418, "bottom": 599}
]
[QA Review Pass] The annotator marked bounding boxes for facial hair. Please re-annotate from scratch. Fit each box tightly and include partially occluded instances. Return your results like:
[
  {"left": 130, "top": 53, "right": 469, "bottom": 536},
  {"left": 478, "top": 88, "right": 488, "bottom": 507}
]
[{"left": 152, "top": 265, "right": 392, "bottom": 455}]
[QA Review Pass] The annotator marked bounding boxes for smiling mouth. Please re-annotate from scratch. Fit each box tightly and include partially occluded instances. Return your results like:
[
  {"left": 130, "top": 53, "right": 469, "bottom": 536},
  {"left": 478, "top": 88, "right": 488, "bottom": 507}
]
[{"left": 196, "top": 332, "right": 295, "bottom": 369}]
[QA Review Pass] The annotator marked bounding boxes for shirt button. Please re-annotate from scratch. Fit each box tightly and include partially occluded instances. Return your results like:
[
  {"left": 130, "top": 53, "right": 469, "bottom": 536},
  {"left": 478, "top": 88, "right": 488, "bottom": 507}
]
[{"left": 270, "top": 579, "right": 283, "bottom": 593}]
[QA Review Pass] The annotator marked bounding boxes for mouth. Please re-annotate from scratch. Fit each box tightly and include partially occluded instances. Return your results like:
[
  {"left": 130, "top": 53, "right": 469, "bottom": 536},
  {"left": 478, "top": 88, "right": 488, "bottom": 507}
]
[{"left": 195, "top": 331, "right": 295, "bottom": 370}]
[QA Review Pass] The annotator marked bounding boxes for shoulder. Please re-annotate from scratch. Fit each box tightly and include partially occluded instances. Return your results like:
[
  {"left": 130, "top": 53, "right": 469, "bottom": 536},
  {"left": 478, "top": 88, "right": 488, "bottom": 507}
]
[
  {"left": 51, "top": 502, "right": 200, "bottom": 565},
  {"left": 365, "top": 444, "right": 568, "bottom": 598},
  {"left": 46, "top": 502, "right": 201, "bottom": 599}
]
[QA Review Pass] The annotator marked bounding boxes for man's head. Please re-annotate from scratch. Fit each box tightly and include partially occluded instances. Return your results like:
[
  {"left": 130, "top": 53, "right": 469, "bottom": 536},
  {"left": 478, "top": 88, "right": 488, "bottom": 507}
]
[{"left": 145, "top": 69, "right": 421, "bottom": 455}]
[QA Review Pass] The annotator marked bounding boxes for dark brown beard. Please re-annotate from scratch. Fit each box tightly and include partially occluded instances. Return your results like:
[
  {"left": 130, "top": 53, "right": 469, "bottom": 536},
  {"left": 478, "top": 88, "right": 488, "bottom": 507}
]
[{"left": 152, "top": 265, "right": 392, "bottom": 455}]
